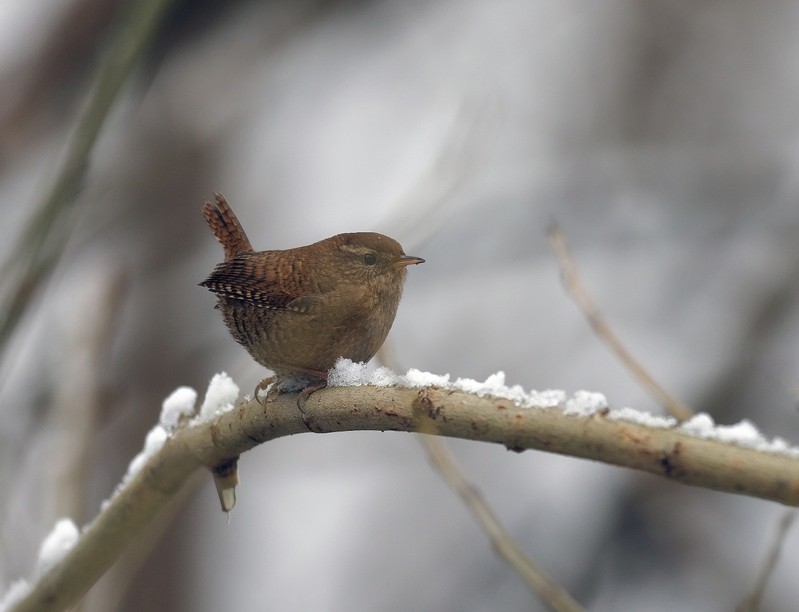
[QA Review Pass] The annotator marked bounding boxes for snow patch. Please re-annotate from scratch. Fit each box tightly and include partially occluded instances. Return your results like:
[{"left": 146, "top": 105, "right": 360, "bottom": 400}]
[
  {"left": 103, "top": 375, "right": 240, "bottom": 509},
  {"left": 194, "top": 372, "right": 240, "bottom": 424},
  {"left": 679, "top": 414, "right": 799, "bottom": 456},
  {"left": 102, "top": 424, "right": 168, "bottom": 509},
  {"left": 329, "top": 358, "right": 581, "bottom": 409},
  {"left": 160, "top": 386, "right": 197, "bottom": 433},
  {"left": 126, "top": 426, "right": 168, "bottom": 483},
  {"left": 36, "top": 519, "right": 80, "bottom": 577},
  {"left": 0, "top": 579, "right": 31, "bottom": 611},
  {"left": 564, "top": 390, "right": 610, "bottom": 416},
  {"left": 608, "top": 408, "right": 676, "bottom": 429}
]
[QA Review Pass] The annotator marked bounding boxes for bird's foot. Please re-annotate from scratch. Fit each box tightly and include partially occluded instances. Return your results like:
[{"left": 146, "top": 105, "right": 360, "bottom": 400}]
[
  {"left": 297, "top": 381, "right": 327, "bottom": 433},
  {"left": 254, "top": 376, "right": 275, "bottom": 405}
]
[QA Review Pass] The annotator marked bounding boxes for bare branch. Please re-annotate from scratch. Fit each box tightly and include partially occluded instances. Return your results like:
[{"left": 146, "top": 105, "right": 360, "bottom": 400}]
[
  {"left": 50, "top": 264, "right": 127, "bottom": 525},
  {"left": 379, "top": 346, "right": 582, "bottom": 609},
  {"left": 419, "top": 433, "right": 584, "bottom": 612},
  {"left": 9, "top": 384, "right": 799, "bottom": 611},
  {"left": 0, "top": 0, "right": 176, "bottom": 356},
  {"left": 547, "top": 225, "right": 694, "bottom": 421},
  {"left": 737, "top": 510, "right": 797, "bottom": 612}
]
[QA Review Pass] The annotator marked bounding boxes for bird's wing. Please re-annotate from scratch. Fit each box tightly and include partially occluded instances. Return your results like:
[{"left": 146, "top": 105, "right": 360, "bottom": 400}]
[{"left": 199, "top": 252, "right": 335, "bottom": 311}]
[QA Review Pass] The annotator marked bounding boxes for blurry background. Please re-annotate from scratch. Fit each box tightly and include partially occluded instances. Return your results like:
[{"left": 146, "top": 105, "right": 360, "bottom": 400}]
[{"left": 1, "top": 0, "right": 799, "bottom": 610}]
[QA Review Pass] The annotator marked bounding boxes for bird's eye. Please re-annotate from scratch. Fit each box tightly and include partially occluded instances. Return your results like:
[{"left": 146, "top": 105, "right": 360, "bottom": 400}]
[{"left": 363, "top": 253, "right": 377, "bottom": 265}]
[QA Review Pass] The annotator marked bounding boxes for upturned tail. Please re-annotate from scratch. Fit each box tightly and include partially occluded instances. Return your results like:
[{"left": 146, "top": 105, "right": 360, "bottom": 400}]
[{"left": 202, "top": 193, "right": 254, "bottom": 261}]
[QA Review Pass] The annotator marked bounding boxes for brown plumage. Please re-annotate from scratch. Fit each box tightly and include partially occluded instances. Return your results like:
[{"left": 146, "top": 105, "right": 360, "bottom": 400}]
[
  {"left": 201, "top": 195, "right": 253, "bottom": 260},
  {"left": 200, "top": 193, "right": 424, "bottom": 384}
]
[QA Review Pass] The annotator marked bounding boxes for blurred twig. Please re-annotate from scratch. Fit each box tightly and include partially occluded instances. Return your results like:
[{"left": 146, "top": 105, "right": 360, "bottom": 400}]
[
  {"left": 85, "top": 471, "right": 205, "bottom": 611},
  {"left": 547, "top": 224, "right": 693, "bottom": 421},
  {"left": 737, "top": 510, "right": 796, "bottom": 612},
  {"left": 378, "top": 348, "right": 583, "bottom": 611},
  {"left": 377, "top": 95, "right": 500, "bottom": 252},
  {"left": 0, "top": 0, "right": 120, "bottom": 156},
  {"left": 49, "top": 263, "right": 127, "bottom": 525},
  {"left": 695, "top": 226, "right": 799, "bottom": 418},
  {"left": 46, "top": 263, "right": 126, "bottom": 612},
  {"left": 374, "top": 89, "right": 583, "bottom": 607},
  {"left": 419, "top": 431, "right": 584, "bottom": 612},
  {"left": 0, "top": 0, "right": 175, "bottom": 357}
]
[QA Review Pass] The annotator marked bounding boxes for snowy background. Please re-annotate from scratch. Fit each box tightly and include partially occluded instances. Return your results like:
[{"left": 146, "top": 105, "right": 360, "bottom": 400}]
[{"left": 1, "top": 0, "right": 799, "bottom": 610}]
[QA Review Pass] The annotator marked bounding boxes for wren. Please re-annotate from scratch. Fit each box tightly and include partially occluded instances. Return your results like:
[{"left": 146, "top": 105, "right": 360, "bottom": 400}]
[{"left": 199, "top": 193, "right": 424, "bottom": 405}]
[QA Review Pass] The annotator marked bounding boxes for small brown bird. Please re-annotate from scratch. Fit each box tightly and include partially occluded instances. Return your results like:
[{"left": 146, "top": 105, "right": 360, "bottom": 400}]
[{"left": 200, "top": 193, "right": 424, "bottom": 403}]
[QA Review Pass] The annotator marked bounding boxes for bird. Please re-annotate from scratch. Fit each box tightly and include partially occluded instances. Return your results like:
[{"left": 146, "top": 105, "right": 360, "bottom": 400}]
[{"left": 199, "top": 193, "right": 424, "bottom": 416}]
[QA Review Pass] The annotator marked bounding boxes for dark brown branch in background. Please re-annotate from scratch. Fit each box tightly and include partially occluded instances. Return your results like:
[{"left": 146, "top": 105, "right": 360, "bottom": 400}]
[
  {"left": 0, "top": 0, "right": 176, "bottom": 358},
  {"left": 547, "top": 225, "right": 694, "bottom": 421},
  {"left": 0, "top": 0, "right": 120, "bottom": 157}
]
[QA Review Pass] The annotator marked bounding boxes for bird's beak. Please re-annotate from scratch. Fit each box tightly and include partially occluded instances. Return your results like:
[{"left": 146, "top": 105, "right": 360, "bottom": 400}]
[{"left": 396, "top": 255, "right": 425, "bottom": 267}]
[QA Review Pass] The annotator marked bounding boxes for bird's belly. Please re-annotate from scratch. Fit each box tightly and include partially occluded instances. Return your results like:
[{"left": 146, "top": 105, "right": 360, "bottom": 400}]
[{"left": 220, "top": 298, "right": 394, "bottom": 377}]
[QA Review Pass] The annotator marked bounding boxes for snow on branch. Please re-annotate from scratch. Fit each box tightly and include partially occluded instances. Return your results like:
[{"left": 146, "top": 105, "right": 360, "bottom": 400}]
[{"left": 5, "top": 364, "right": 799, "bottom": 612}]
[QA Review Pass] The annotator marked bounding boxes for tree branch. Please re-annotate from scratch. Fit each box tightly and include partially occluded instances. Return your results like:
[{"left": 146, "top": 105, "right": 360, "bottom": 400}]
[
  {"left": 547, "top": 224, "right": 694, "bottom": 421},
  {"left": 0, "top": 0, "right": 175, "bottom": 356},
  {"left": 9, "top": 384, "right": 799, "bottom": 611},
  {"left": 377, "top": 350, "right": 584, "bottom": 610},
  {"left": 737, "top": 510, "right": 797, "bottom": 611},
  {"left": 419, "top": 433, "right": 585, "bottom": 612}
]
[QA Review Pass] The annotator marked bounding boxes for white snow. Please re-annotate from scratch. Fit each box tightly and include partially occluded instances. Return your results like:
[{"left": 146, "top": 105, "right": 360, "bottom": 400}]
[
  {"left": 327, "top": 358, "right": 799, "bottom": 457},
  {"left": 327, "top": 358, "right": 568, "bottom": 408},
  {"left": 327, "top": 359, "right": 380, "bottom": 386},
  {"left": 404, "top": 369, "right": 453, "bottom": 388},
  {"left": 125, "top": 425, "right": 168, "bottom": 484},
  {"left": 102, "top": 424, "right": 169, "bottom": 508},
  {"left": 564, "top": 390, "right": 610, "bottom": 416},
  {"left": 35, "top": 519, "right": 80, "bottom": 577},
  {"left": 102, "top": 375, "right": 241, "bottom": 509},
  {"left": 608, "top": 408, "right": 676, "bottom": 429},
  {"left": 194, "top": 372, "right": 239, "bottom": 424},
  {"left": 0, "top": 579, "right": 31, "bottom": 611},
  {"left": 160, "top": 374, "right": 240, "bottom": 431},
  {"left": 679, "top": 413, "right": 799, "bottom": 456},
  {"left": 680, "top": 413, "right": 715, "bottom": 435},
  {"left": 160, "top": 386, "right": 198, "bottom": 433}
]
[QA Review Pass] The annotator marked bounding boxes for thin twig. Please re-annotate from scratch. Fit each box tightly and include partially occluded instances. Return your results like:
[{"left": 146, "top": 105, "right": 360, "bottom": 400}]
[
  {"left": 377, "top": 95, "right": 499, "bottom": 252},
  {"left": 419, "top": 432, "right": 584, "bottom": 612},
  {"left": 547, "top": 224, "right": 693, "bottom": 421},
  {"left": 50, "top": 263, "right": 128, "bottom": 525},
  {"left": 378, "top": 348, "right": 582, "bottom": 610},
  {"left": 0, "top": 0, "right": 176, "bottom": 356},
  {"left": 372, "top": 99, "right": 579, "bottom": 607},
  {"left": 737, "top": 510, "right": 796, "bottom": 612}
]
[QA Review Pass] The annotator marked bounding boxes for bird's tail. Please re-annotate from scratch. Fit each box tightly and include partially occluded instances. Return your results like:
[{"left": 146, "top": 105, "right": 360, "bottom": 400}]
[{"left": 202, "top": 193, "right": 254, "bottom": 260}]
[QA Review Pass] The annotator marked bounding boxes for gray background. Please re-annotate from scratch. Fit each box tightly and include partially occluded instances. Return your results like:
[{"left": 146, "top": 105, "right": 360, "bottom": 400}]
[{"left": 1, "top": 1, "right": 798, "bottom": 610}]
